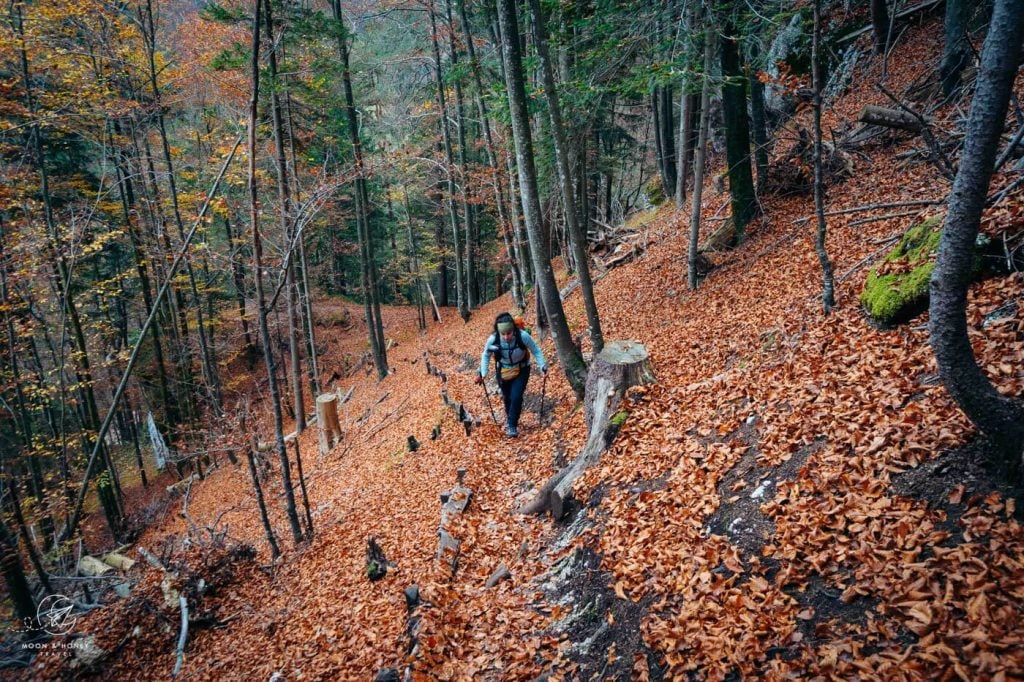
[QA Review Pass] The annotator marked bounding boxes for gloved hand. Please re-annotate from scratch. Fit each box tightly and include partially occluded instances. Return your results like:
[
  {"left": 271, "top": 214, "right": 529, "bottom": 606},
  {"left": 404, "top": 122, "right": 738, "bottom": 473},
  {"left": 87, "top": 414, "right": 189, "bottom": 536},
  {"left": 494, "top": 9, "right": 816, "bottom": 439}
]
[
  {"left": 541, "top": 366, "right": 548, "bottom": 375},
  {"left": 474, "top": 374, "right": 484, "bottom": 385}
]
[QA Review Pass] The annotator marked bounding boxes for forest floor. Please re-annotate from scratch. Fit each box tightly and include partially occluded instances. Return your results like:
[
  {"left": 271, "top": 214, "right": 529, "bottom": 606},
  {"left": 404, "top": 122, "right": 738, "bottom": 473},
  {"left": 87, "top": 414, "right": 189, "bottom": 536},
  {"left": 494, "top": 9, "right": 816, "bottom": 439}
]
[{"left": 20, "top": 15, "right": 1024, "bottom": 681}]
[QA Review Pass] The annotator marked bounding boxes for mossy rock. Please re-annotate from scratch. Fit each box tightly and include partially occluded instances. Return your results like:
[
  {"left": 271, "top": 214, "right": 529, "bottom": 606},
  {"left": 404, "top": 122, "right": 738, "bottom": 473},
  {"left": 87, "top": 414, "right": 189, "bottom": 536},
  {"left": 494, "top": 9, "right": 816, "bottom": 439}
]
[{"left": 860, "top": 217, "right": 942, "bottom": 326}]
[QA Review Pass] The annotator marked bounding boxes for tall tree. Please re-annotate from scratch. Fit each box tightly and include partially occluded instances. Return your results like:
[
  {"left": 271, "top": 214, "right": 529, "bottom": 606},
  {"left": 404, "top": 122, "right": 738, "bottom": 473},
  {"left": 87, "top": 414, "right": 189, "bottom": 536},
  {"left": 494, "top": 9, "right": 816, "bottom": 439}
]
[
  {"left": 263, "top": 0, "right": 306, "bottom": 431},
  {"left": 427, "top": 0, "right": 469, "bottom": 321},
  {"left": 496, "top": 0, "right": 586, "bottom": 399},
  {"left": 720, "top": 21, "right": 757, "bottom": 241},
  {"left": 929, "top": 0, "right": 1024, "bottom": 467},
  {"left": 247, "top": 0, "right": 304, "bottom": 546},
  {"left": 940, "top": 0, "right": 970, "bottom": 96},
  {"left": 332, "top": 0, "right": 389, "bottom": 378},
  {"left": 688, "top": 24, "right": 715, "bottom": 291},
  {"left": 812, "top": 0, "right": 835, "bottom": 313},
  {"left": 527, "top": 0, "right": 604, "bottom": 354}
]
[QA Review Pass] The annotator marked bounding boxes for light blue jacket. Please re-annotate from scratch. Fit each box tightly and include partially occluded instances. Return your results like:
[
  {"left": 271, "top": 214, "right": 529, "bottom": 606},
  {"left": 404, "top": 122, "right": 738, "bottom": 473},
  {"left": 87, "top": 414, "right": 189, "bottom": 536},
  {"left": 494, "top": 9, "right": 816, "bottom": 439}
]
[{"left": 479, "top": 330, "right": 546, "bottom": 378}]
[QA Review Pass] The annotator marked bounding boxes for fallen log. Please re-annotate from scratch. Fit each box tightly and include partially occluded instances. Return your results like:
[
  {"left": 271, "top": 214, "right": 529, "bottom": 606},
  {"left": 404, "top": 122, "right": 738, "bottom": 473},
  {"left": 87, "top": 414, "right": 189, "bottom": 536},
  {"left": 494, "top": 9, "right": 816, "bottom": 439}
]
[
  {"left": 78, "top": 555, "right": 114, "bottom": 577},
  {"left": 857, "top": 105, "right": 922, "bottom": 134},
  {"left": 102, "top": 551, "right": 136, "bottom": 572},
  {"left": 521, "top": 342, "right": 655, "bottom": 519}
]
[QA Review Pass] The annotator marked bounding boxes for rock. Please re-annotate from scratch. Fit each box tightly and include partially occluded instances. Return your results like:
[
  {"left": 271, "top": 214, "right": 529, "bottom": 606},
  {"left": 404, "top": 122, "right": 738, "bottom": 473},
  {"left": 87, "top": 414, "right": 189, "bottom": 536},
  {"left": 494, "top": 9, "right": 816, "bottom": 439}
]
[
  {"left": 861, "top": 217, "right": 942, "bottom": 326},
  {"left": 374, "top": 668, "right": 400, "bottom": 682},
  {"left": 72, "top": 635, "right": 107, "bottom": 668},
  {"left": 78, "top": 555, "right": 113, "bottom": 577}
]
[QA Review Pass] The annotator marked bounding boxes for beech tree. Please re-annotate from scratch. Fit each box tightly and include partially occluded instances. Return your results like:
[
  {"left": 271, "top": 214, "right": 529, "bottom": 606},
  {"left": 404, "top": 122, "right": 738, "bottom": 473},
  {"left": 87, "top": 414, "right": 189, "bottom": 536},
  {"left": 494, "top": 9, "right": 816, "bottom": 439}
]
[
  {"left": 496, "top": 0, "right": 586, "bottom": 399},
  {"left": 929, "top": 0, "right": 1024, "bottom": 467}
]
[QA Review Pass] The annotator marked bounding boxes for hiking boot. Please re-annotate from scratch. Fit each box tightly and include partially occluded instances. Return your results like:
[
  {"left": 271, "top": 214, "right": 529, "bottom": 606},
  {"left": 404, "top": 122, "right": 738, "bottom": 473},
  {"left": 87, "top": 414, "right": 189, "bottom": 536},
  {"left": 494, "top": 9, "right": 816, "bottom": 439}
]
[{"left": 506, "top": 425, "right": 519, "bottom": 438}]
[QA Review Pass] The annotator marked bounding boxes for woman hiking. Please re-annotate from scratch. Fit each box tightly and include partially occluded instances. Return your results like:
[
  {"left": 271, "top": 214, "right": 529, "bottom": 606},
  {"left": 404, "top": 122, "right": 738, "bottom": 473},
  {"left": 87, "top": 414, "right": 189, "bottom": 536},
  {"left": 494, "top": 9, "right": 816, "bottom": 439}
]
[{"left": 475, "top": 312, "right": 547, "bottom": 438}]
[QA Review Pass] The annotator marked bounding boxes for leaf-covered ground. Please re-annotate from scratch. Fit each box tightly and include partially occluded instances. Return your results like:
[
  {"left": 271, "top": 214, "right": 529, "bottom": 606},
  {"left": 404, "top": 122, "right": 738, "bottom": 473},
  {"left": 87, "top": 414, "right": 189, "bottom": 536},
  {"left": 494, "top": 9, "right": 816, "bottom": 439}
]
[{"left": 33, "top": 18, "right": 1024, "bottom": 681}]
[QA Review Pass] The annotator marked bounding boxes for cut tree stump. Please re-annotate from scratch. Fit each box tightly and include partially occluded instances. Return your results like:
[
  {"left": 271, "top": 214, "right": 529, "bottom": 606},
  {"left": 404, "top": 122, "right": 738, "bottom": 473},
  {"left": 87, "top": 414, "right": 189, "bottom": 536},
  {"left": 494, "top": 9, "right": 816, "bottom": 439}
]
[
  {"left": 316, "top": 393, "right": 342, "bottom": 455},
  {"left": 521, "top": 341, "right": 655, "bottom": 519}
]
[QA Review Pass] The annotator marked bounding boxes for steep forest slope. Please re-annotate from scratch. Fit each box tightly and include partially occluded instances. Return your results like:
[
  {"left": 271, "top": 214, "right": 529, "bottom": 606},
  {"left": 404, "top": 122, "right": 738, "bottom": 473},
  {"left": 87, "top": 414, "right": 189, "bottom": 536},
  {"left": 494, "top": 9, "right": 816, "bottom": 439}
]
[{"left": 25, "top": 13, "right": 1024, "bottom": 682}]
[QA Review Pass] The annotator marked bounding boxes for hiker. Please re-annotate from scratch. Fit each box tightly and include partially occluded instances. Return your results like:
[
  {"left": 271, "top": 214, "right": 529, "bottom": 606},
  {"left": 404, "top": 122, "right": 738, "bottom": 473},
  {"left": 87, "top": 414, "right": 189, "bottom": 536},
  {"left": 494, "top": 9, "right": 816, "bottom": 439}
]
[{"left": 475, "top": 312, "right": 547, "bottom": 438}]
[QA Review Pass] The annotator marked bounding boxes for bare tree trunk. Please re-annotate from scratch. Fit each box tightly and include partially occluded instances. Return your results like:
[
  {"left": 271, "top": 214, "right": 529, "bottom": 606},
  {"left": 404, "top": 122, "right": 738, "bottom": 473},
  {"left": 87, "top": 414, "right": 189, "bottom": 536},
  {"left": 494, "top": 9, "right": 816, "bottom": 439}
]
[
  {"left": 720, "top": 22, "right": 757, "bottom": 241},
  {"left": 748, "top": 40, "right": 770, "bottom": 197},
  {"left": 332, "top": 1, "right": 389, "bottom": 379},
  {"left": 428, "top": 0, "right": 469, "bottom": 321},
  {"left": 674, "top": 6, "right": 693, "bottom": 208},
  {"left": 688, "top": 27, "right": 714, "bottom": 291},
  {"left": 248, "top": 0, "right": 304, "bottom": 545},
  {"left": 929, "top": 0, "right": 1024, "bottom": 467},
  {"left": 527, "top": 0, "right": 604, "bottom": 354},
  {"left": 871, "top": 0, "right": 891, "bottom": 54},
  {"left": 497, "top": 0, "right": 587, "bottom": 398},
  {"left": 940, "top": 0, "right": 970, "bottom": 96},
  {"left": 0, "top": 518, "right": 36, "bottom": 623},
  {"left": 223, "top": 216, "right": 255, "bottom": 358},
  {"left": 445, "top": 0, "right": 477, "bottom": 311},
  {"left": 459, "top": 0, "right": 525, "bottom": 310},
  {"left": 143, "top": 0, "right": 221, "bottom": 415},
  {"left": 245, "top": 436, "right": 280, "bottom": 561},
  {"left": 263, "top": 0, "right": 305, "bottom": 432},
  {"left": 812, "top": 0, "right": 835, "bottom": 313}
]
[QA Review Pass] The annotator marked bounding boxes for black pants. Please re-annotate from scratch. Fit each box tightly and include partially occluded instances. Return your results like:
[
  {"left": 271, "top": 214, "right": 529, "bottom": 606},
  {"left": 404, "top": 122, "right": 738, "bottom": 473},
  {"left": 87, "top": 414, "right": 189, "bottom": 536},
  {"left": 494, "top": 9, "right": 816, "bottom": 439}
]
[{"left": 498, "top": 365, "right": 530, "bottom": 428}]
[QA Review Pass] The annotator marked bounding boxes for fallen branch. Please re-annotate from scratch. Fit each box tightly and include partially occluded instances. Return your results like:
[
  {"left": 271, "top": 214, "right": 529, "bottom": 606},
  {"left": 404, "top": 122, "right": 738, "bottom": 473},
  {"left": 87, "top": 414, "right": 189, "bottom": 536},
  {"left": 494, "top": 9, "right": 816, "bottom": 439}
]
[
  {"left": 847, "top": 209, "right": 925, "bottom": 227},
  {"left": 172, "top": 596, "right": 189, "bottom": 677},
  {"left": 877, "top": 84, "right": 956, "bottom": 180},
  {"left": 793, "top": 198, "right": 942, "bottom": 224}
]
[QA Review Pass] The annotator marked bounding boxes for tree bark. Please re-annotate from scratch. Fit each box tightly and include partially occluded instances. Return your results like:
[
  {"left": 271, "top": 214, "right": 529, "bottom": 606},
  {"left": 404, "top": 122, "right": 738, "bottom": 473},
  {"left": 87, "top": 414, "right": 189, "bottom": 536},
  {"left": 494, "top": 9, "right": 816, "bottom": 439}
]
[
  {"left": 263, "top": 0, "right": 305, "bottom": 432},
  {"left": 460, "top": 0, "right": 526, "bottom": 310},
  {"left": 871, "top": 0, "right": 891, "bottom": 54},
  {"left": 445, "top": 0, "right": 477, "bottom": 312},
  {"left": 689, "top": 27, "right": 715, "bottom": 291},
  {"left": 333, "top": 1, "right": 389, "bottom": 379},
  {"left": 428, "top": 0, "right": 469, "bottom": 321},
  {"left": 0, "top": 518, "right": 35, "bottom": 623},
  {"left": 720, "top": 23, "right": 757, "bottom": 241},
  {"left": 929, "top": 0, "right": 1024, "bottom": 467},
  {"left": 812, "top": 0, "right": 836, "bottom": 313},
  {"left": 527, "top": 0, "right": 604, "bottom": 354},
  {"left": 940, "top": 0, "right": 970, "bottom": 96},
  {"left": 248, "top": 0, "right": 304, "bottom": 545},
  {"left": 748, "top": 40, "right": 770, "bottom": 197},
  {"left": 497, "top": 0, "right": 587, "bottom": 399}
]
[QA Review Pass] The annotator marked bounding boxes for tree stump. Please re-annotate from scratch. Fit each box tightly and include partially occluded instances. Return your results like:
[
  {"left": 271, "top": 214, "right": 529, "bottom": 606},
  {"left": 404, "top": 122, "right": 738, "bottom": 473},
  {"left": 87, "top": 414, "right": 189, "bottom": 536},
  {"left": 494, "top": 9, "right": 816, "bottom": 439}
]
[
  {"left": 316, "top": 393, "right": 342, "bottom": 455},
  {"left": 522, "top": 341, "right": 656, "bottom": 519},
  {"left": 583, "top": 341, "right": 656, "bottom": 431}
]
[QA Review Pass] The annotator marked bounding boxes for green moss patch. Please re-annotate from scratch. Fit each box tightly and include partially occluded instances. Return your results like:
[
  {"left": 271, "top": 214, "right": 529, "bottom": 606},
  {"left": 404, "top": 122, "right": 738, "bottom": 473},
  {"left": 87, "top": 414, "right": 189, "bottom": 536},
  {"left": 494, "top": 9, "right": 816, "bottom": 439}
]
[{"left": 860, "top": 217, "right": 942, "bottom": 326}]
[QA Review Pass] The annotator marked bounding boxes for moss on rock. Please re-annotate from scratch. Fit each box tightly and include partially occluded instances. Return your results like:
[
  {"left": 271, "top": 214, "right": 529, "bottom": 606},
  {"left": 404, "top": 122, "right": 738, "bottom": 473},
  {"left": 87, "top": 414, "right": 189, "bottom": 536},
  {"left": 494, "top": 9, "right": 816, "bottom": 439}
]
[{"left": 860, "top": 217, "right": 942, "bottom": 326}]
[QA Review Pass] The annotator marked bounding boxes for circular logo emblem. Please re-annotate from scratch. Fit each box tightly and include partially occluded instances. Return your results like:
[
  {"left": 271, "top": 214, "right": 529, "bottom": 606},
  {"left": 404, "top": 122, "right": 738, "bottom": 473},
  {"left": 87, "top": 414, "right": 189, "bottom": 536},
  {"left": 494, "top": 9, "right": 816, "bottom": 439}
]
[{"left": 36, "top": 594, "right": 77, "bottom": 635}]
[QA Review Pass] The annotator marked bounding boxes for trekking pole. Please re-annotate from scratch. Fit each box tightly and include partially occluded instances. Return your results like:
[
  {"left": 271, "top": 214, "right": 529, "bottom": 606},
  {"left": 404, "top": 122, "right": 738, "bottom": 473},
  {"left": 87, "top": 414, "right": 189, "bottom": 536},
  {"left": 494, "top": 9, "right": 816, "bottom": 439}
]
[
  {"left": 538, "top": 368, "right": 548, "bottom": 426},
  {"left": 480, "top": 378, "right": 499, "bottom": 425}
]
